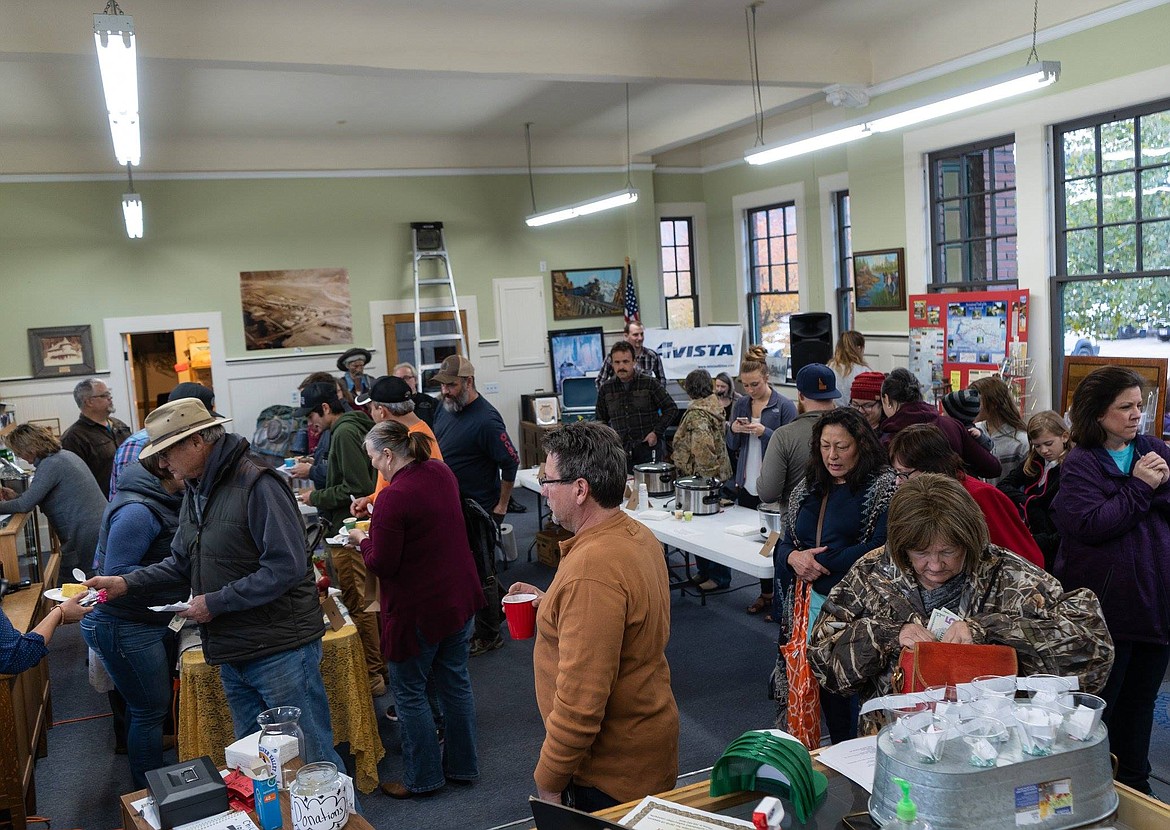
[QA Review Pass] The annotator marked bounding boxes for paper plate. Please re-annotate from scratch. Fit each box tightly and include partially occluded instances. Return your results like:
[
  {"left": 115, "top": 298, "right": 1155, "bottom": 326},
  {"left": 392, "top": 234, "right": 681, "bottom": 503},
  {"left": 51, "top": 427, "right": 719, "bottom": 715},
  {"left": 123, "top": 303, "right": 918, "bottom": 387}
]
[{"left": 44, "top": 587, "right": 94, "bottom": 603}]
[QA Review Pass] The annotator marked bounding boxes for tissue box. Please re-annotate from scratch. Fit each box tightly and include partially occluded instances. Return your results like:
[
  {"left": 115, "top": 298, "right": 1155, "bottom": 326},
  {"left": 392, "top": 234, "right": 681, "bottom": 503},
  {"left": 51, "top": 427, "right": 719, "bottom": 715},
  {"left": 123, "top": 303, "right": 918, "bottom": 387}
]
[{"left": 225, "top": 730, "right": 299, "bottom": 775}]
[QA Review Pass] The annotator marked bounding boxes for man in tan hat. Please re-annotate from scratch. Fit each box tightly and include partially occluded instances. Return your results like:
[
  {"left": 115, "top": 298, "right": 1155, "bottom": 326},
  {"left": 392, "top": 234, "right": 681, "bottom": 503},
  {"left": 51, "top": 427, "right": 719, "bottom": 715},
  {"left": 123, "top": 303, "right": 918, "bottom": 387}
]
[
  {"left": 86, "top": 399, "right": 344, "bottom": 771},
  {"left": 432, "top": 354, "right": 519, "bottom": 656}
]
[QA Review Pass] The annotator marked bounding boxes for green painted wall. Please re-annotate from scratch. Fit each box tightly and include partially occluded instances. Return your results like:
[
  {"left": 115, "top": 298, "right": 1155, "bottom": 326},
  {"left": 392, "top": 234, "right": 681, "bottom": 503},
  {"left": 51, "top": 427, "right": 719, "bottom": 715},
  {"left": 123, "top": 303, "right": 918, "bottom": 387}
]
[
  {"left": 679, "top": 2, "right": 1170, "bottom": 334},
  {"left": 0, "top": 169, "right": 659, "bottom": 375}
]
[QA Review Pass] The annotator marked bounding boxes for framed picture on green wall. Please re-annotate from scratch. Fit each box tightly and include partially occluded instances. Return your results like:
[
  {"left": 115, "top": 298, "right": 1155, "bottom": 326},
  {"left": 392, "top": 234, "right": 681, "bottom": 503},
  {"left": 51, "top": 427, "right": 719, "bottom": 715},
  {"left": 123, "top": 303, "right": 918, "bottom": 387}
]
[
  {"left": 28, "top": 325, "right": 95, "bottom": 378},
  {"left": 854, "top": 248, "right": 906, "bottom": 312},
  {"left": 551, "top": 266, "right": 626, "bottom": 320}
]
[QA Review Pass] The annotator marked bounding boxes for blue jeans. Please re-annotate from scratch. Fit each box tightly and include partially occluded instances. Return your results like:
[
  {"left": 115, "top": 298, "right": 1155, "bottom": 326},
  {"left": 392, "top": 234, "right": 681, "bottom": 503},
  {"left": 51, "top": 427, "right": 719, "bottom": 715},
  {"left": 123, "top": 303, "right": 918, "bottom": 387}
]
[
  {"left": 81, "top": 612, "right": 174, "bottom": 788},
  {"left": 692, "top": 556, "right": 731, "bottom": 588},
  {"left": 217, "top": 639, "right": 345, "bottom": 774},
  {"left": 387, "top": 618, "right": 478, "bottom": 793}
]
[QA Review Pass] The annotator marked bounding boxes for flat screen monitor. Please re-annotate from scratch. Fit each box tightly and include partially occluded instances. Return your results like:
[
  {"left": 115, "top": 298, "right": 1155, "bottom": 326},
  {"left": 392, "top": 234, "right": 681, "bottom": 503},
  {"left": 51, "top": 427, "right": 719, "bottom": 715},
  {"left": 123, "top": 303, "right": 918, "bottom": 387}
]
[{"left": 548, "top": 327, "right": 605, "bottom": 396}]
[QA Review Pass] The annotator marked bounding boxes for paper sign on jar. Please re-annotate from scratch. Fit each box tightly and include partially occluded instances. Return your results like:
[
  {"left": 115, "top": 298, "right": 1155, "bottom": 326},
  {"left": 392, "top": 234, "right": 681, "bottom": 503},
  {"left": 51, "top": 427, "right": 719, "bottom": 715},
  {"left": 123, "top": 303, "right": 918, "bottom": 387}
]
[{"left": 290, "top": 773, "right": 354, "bottom": 830}]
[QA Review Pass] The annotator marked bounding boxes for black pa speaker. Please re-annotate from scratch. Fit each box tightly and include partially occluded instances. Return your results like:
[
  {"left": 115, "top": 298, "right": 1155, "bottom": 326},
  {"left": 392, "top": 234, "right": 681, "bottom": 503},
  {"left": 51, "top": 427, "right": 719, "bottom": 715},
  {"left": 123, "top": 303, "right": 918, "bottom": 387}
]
[
  {"left": 410, "top": 221, "right": 444, "bottom": 251},
  {"left": 789, "top": 312, "right": 833, "bottom": 375}
]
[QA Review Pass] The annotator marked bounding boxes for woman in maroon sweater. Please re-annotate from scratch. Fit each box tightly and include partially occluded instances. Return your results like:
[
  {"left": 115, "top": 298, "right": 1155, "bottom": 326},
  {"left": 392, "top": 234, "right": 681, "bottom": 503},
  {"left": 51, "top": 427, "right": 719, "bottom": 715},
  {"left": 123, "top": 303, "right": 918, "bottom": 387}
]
[{"left": 348, "top": 420, "right": 485, "bottom": 799}]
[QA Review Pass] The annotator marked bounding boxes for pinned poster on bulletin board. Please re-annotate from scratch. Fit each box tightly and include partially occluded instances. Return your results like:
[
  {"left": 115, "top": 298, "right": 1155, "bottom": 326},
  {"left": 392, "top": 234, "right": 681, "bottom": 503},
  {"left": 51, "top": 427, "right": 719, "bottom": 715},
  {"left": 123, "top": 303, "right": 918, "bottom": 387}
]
[{"left": 908, "top": 289, "right": 1029, "bottom": 396}]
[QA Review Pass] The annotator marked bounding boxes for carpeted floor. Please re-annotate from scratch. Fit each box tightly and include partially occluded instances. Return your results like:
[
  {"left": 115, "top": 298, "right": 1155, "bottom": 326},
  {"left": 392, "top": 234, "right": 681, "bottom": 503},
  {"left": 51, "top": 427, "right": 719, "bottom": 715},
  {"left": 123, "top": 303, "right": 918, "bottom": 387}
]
[
  {"left": 29, "top": 487, "right": 783, "bottom": 830},
  {"left": 23, "top": 485, "right": 1170, "bottom": 827}
]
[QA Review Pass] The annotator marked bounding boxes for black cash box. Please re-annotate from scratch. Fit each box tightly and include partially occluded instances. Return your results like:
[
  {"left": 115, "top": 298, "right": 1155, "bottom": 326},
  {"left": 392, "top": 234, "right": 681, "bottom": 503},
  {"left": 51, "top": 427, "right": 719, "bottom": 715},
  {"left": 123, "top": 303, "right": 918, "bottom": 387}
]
[{"left": 145, "top": 755, "right": 229, "bottom": 829}]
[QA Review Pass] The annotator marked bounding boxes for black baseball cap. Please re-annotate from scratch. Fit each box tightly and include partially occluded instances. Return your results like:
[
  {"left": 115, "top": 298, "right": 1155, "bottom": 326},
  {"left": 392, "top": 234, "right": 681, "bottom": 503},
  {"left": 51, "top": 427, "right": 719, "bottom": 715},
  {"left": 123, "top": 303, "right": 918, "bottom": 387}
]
[
  {"left": 795, "top": 363, "right": 841, "bottom": 400},
  {"left": 294, "top": 381, "right": 341, "bottom": 416},
  {"left": 355, "top": 375, "right": 411, "bottom": 407}
]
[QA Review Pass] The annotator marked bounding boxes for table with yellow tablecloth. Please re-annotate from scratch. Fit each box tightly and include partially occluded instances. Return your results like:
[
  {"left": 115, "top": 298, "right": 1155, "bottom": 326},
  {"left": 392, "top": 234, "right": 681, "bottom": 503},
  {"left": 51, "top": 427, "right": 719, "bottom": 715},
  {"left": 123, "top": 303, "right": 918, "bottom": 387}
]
[{"left": 177, "top": 623, "right": 383, "bottom": 794}]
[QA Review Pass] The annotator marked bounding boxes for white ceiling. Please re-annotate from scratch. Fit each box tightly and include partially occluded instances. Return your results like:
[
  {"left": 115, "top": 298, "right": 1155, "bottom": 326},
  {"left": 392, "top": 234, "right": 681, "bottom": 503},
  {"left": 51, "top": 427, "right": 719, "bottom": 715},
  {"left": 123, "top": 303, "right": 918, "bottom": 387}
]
[{"left": 0, "top": 0, "right": 1154, "bottom": 175}]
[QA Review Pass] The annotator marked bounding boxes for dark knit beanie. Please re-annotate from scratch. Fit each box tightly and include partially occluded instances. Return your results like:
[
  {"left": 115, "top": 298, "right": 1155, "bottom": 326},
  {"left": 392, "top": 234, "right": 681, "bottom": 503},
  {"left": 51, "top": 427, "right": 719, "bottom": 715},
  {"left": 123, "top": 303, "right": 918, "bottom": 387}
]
[
  {"left": 942, "top": 388, "right": 981, "bottom": 425},
  {"left": 850, "top": 371, "right": 886, "bottom": 401}
]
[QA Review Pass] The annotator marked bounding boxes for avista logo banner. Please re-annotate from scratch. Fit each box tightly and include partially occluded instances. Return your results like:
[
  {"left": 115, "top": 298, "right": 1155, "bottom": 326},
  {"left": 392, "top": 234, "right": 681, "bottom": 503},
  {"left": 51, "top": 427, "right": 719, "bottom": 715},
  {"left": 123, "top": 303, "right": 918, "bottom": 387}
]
[{"left": 642, "top": 325, "right": 743, "bottom": 380}]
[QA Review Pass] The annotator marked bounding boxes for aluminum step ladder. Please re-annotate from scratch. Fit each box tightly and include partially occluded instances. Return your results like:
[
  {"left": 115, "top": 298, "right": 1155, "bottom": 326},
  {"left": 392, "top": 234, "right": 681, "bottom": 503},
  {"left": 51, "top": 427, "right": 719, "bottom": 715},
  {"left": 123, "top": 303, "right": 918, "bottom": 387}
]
[{"left": 410, "top": 221, "right": 468, "bottom": 380}]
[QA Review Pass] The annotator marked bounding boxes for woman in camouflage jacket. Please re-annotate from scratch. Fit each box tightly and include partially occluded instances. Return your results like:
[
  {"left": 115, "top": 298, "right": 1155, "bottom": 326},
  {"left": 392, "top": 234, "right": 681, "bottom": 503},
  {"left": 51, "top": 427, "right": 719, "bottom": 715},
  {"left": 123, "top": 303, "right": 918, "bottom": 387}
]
[
  {"left": 672, "top": 369, "right": 733, "bottom": 482},
  {"left": 808, "top": 474, "right": 1113, "bottom": 736}
]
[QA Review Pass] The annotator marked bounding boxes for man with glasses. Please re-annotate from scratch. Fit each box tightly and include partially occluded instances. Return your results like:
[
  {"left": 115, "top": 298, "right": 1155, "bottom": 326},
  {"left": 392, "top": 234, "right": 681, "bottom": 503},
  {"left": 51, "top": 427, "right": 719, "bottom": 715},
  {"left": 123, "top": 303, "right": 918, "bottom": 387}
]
[
  {"left": 505, "top": 421, "right": 678, "bottom": 811},
  {"left": 87, "top": 399, "right": 346, "bottom": 774},
  {"left": 62, "top": 377, "right": 131, "bottom": 498},
  {"left": 393, "top": 361, "right": 438, "bottom": 427}
]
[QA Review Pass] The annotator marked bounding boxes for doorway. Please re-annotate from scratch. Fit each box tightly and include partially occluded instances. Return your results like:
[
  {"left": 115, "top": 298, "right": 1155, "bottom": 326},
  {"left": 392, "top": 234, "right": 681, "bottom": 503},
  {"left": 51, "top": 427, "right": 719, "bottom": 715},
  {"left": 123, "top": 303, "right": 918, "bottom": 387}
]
[
  {"left": 125, "top": 329, "right": 213, "bottom": 426},
  {"left": 382, "top": 310, "right": 468, "bottom": 392},
  {"left": 103, "top": 312, "right": 229, "bottom": 431}
]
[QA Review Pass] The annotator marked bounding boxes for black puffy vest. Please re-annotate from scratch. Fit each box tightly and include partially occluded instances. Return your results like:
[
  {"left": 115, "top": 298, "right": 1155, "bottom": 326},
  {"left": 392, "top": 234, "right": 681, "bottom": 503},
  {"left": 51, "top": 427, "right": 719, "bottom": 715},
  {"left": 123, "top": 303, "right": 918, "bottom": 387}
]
[{"left": 176, "top": 440, "right": 323, "bottom": 665}]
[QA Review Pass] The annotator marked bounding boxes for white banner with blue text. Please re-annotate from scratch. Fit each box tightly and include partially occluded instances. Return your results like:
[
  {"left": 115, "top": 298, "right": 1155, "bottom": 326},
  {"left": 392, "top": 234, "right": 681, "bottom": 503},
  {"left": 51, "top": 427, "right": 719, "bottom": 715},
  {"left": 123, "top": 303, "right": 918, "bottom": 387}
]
[{"left": 642, "top": 326, "right": 743, "bottom": 380}]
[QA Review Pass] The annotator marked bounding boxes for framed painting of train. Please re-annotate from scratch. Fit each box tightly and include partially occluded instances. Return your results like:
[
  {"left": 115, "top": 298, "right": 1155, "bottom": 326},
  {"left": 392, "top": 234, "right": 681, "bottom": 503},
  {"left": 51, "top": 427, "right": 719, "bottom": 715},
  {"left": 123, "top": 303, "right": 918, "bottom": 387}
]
[{"left": 551, "top": 266, "right": 625, "bottom": 320}]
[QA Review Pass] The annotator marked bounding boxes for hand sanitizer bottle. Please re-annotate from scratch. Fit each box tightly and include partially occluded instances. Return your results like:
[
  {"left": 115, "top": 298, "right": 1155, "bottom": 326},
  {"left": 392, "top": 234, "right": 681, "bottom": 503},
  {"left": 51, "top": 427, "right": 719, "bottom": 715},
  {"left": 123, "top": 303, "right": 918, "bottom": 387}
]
[
  {"left": 886, "top": 777, "right": 932, "bottom": 830},
  {"left": 638, "top": 483, "right": 649, "bottom": 512}
]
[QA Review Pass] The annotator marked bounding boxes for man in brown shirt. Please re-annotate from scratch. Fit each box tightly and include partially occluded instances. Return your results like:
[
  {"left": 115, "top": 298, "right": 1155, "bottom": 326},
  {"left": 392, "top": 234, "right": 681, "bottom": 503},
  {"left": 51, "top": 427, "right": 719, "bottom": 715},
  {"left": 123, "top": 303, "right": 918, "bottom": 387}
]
[
  {"left": 507, "top": 421, "right": 678, "bottom": 811},
  {"left": 60, "top": 378, "right": 131, "bottom": 499}
]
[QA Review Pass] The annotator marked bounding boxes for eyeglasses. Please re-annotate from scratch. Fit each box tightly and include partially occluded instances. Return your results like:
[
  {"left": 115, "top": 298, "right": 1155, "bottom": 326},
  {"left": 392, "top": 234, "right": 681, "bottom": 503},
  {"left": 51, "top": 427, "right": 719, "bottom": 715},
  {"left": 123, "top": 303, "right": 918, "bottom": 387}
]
[
  {"left": 91, "top": 393, "right": 113, "bottom": 400},
  {"left": 537, "top": 475, "right": 577, "bottom": 487},
  {"left": 157, "top": 436, "right": 191, "bottom": 463},
  {"left": 893, "top": 467, "right": 916, "bottom": 482},
  {"left": 850, "top": 400, "right": 878, "bottom": 412}
]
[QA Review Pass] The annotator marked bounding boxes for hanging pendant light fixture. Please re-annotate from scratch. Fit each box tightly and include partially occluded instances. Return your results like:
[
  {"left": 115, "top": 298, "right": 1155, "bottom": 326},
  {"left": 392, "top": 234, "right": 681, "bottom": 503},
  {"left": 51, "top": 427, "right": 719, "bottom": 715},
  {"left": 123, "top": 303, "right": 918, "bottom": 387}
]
[
  {"left": 121, "top": 164, "right": 143, "bottom": 238},
  {"left": 743, "top": 0, "right": 1059, "bottom": 166},
  {"left": 525, "top": 85, "right": 639, "bottom": 227},
  {"left": 94, "top": 0, "right": 140, "bottom": 166}
]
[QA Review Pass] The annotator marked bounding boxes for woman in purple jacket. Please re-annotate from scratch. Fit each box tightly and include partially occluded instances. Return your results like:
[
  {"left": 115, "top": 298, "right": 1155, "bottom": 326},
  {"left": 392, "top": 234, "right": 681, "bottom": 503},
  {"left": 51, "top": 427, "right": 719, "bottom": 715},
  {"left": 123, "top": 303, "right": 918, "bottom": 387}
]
[
  {"left": 1053, "top": 366, "right": 1169, "bottom": 795},
  {"left": 348, "top": 420, "right": 485, "bottom": 799}
]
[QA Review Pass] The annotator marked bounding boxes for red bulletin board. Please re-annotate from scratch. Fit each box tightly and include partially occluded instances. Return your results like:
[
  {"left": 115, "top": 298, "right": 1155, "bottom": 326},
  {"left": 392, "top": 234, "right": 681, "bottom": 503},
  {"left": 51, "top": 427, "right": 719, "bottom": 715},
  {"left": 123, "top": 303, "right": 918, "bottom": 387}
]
[{"left": 908, "top": 289, "right": 1030, "bottom": 394}]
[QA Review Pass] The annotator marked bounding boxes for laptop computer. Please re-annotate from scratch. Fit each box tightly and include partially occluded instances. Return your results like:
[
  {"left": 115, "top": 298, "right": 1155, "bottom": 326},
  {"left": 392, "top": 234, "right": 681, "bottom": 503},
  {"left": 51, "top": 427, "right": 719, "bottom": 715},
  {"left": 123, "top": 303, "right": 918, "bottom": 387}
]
[{"left": 529, "top": 797, "right": 628, "bottom": 830}]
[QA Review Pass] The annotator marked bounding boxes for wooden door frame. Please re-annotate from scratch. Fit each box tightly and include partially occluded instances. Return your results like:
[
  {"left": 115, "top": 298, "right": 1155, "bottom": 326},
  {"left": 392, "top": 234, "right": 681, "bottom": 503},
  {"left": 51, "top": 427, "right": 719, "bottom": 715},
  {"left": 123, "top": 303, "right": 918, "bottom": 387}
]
[{"left": 382, "top": 309, "right": 470, "bottom": 370}]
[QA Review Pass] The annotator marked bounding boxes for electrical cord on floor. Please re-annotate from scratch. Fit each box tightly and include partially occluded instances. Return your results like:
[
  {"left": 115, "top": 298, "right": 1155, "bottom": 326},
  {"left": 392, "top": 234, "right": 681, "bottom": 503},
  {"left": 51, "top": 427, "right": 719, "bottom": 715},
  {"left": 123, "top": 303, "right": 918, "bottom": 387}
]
[{"left": 51, "top": 712, "right": 111, "bottom": 726}]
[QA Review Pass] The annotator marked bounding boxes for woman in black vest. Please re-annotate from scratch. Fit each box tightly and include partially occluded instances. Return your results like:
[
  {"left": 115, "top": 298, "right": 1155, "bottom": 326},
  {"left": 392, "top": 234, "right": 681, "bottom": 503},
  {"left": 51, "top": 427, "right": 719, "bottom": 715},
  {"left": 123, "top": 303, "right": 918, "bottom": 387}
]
[{"left": 81, "top": 455, "right": 186, "bottom": 788}]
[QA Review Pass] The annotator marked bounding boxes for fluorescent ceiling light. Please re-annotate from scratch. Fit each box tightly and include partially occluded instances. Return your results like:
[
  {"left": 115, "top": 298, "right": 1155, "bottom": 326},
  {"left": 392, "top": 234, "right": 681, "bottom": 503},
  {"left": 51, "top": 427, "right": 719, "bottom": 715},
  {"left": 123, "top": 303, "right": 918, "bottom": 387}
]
[
  {"left": 526, "top": 187, "right": 639, "bottom": 227},
  {"left": 122, "top": 193, "right": 143, "bottom": 238},
  {"left": 745, "top": 61, "right": 1060, "bottom": 166},
  {"left": 94, "top": 11, "right": 141, "bottom": 166},
  {"left": 745, "top": 124, "right": 870, "bottom": 166}
]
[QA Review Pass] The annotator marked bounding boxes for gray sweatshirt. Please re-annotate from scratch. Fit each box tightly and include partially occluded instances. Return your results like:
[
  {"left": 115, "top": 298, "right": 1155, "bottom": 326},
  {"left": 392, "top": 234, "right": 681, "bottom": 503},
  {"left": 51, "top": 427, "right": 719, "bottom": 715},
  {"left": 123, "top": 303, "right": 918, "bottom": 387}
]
[{"left": 0, "top": 450, "right": 108, "bottom": 576}]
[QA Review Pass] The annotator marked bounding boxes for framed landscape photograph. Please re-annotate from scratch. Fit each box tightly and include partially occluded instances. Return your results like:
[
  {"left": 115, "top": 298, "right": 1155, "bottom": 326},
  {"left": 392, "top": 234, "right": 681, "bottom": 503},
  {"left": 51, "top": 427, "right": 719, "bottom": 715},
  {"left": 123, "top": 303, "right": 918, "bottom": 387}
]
[
  {"left": 28, "top": 325, "right": 95, "bottom": 378},
  {"left": 854, "top": 248, "right": 907, "bottom": 312}
]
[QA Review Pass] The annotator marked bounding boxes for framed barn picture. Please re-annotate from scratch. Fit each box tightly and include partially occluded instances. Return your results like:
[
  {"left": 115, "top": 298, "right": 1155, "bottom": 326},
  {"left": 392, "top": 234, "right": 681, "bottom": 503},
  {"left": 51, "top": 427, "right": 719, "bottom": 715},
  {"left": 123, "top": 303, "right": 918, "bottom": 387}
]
[{"left": 28, "top": 325, "right": 95, "bottom": 378}]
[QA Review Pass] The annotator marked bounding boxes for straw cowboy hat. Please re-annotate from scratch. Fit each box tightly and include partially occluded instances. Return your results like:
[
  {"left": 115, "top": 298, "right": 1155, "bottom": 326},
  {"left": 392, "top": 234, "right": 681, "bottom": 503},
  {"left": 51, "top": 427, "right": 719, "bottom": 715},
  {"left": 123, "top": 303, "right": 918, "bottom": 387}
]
[{"left": 139, "top": 398, "right": 232, "bottom": 460}]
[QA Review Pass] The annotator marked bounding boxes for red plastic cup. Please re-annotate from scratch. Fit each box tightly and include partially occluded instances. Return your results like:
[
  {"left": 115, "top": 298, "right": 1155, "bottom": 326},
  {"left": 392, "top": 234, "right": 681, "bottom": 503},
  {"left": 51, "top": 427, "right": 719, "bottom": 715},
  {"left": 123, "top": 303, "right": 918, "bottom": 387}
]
[{"left": 502, "top": 593, "right": 538, "bottom": 639}]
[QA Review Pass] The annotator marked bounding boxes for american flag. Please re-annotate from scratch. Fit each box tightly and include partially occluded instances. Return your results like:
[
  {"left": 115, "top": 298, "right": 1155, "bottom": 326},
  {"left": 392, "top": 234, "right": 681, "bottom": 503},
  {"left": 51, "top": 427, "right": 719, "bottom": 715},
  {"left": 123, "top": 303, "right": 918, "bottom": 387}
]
[{"left": 623, "top": 262, "right": 640, "bottom": 324}]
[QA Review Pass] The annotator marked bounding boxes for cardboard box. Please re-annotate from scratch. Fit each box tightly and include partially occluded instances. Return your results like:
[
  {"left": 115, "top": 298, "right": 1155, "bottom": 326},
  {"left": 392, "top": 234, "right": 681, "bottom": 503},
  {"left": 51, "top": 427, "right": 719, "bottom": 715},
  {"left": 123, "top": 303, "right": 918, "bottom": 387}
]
[{"left": 535, "top": 524, "right": 573, "bottom": 569}]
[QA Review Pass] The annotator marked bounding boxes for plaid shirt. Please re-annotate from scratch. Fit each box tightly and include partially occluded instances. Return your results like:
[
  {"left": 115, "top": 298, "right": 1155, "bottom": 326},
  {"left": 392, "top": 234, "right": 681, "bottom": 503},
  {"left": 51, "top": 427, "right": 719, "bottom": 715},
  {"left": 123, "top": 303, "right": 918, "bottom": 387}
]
[
  {"left": 594, "top": 372, "right": 678, "bottom": 449},
  {"left": 109, "top": 428, "right": 149, "bottom": 497},
  {"left": 595, "top": 347, "right": 665, "bottom": 387}
]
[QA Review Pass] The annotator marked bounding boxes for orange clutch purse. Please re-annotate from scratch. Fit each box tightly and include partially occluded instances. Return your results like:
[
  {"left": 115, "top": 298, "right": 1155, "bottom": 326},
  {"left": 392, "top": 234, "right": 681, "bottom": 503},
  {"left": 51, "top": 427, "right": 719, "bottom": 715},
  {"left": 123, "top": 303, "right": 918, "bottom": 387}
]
[{"left": 892, "top": 642, "right": 1018, "bottom": 694}]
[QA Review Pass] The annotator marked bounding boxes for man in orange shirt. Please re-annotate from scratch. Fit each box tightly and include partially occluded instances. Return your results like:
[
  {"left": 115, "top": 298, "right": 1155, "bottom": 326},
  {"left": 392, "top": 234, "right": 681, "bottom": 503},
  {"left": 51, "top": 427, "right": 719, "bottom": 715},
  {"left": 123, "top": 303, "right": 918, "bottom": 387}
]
[{"left": 351, "top": 375, "right": 442, "bottom": 517}]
